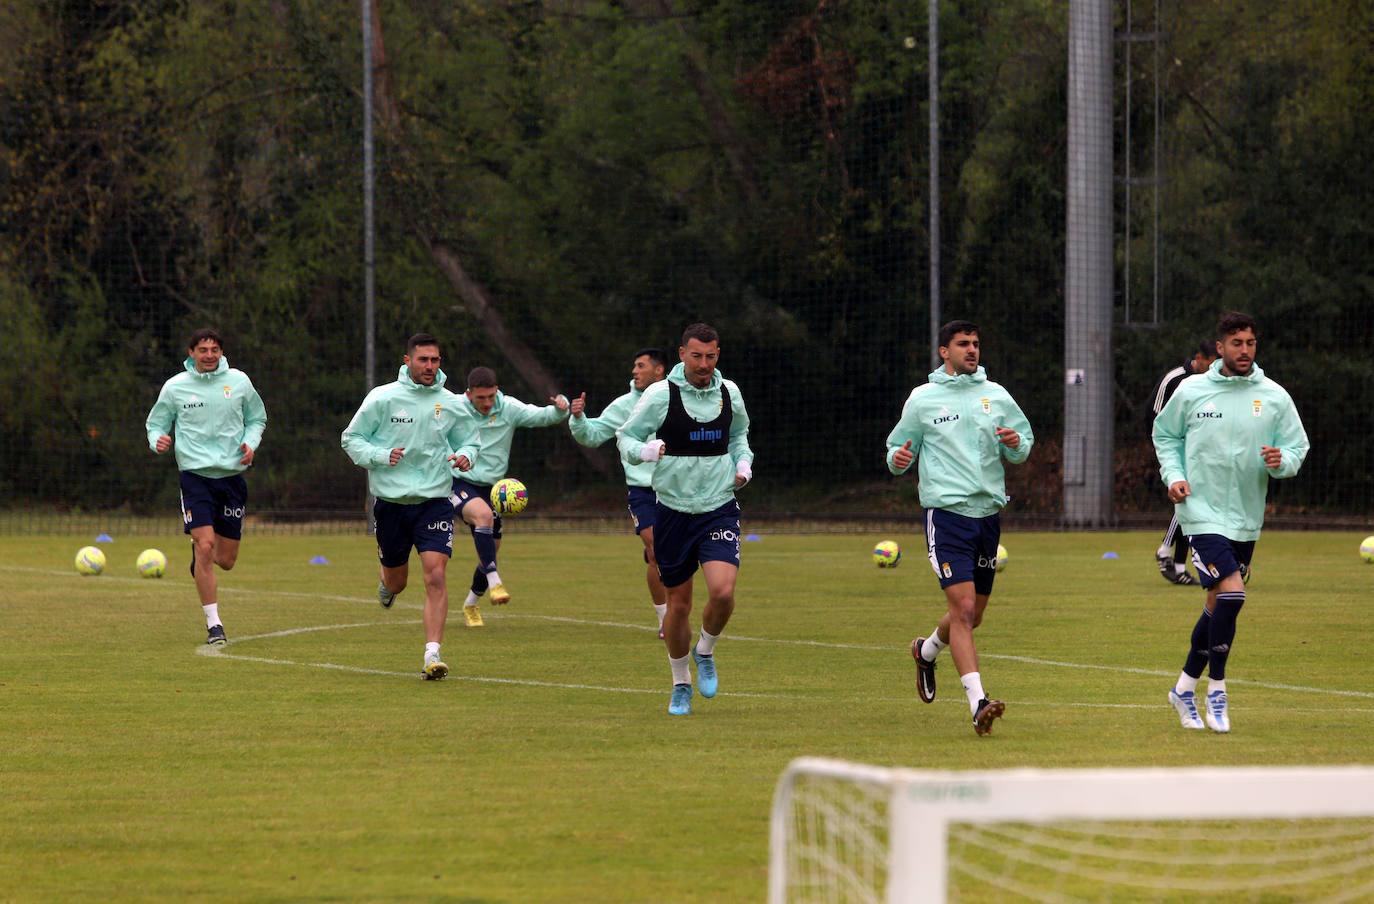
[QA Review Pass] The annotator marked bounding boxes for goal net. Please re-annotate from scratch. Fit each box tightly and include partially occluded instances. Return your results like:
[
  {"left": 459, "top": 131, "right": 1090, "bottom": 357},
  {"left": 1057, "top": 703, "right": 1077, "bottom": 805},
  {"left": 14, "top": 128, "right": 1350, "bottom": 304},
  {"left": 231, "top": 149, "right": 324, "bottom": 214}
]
[{"left": 770, "top": 757, "right": 1374, "bottom": 903}]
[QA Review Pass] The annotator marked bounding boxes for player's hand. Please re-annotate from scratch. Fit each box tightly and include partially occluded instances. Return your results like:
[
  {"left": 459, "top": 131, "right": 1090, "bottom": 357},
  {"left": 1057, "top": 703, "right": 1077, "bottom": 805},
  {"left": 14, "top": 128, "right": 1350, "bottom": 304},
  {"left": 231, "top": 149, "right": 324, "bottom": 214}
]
[
  {"left": 1260, "top": 445, "right": 1282, "bottom": 469},
  {"left": 239, "top": 443, "right": 255, "bottom": 466},
  {"left": 995, "top": 426, "right": 1020, "bottom": 449},
  {"left": 389, "top": 447, "right": 405, "bottom": 466},
  {"left": 1168, "top": 480, "right": 1191, "bottom": 503},
  {"left": 639, "top": 439, "right": 666, "bottom": 463},
  {"left": 552, "top": 394, "right": 569, "bottom": 412},
  {"left": 892, "top": 440, "right": 914, "bottom": 470},
  {"left": 570, "top": 392, "right": 586, "bottom": 417},
  {"left": 449, "top": 453, "right": 472, "bottom": 472},
  {"left": 154, "top": 435, "right": 172, "bottom": 454}
]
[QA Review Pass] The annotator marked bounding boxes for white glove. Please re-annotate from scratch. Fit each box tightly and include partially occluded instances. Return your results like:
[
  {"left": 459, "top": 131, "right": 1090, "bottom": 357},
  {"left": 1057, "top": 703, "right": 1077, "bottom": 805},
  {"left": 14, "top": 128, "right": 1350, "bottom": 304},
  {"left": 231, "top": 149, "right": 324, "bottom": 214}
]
[
  {"left": 639, "top": 439, "right": 666, "bottom": 463},
  {"left": 735, "top": 459, "right": 752, "bottom": 485}
]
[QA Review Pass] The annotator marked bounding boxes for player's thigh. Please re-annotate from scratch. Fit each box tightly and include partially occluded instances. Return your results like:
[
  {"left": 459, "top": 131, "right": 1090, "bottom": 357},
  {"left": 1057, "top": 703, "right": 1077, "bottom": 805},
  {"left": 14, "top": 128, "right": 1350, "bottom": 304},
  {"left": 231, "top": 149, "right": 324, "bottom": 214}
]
[
  {"left": 215, "top": 536, "right": 241, "bottom": 567},
  {"left": 374, "top": 500, "right": 418, "bottom": 569},
  {"left": 700, "top": 560, "right": 738, "bottom": 600},
  {"left": 188, "top": 523, "right": 217, "bottom": 552},
  {"left": 418, "top": 549, "right": 450, "bottom": 585}
]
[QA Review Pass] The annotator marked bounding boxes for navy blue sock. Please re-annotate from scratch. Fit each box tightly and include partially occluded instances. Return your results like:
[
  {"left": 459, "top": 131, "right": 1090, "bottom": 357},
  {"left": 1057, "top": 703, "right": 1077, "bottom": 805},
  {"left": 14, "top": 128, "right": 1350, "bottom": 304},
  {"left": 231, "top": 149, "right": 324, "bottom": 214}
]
[
  {"left": 1209, "top": 592, "right": 1245, "bottom": 680},
  {"left": 470, "top": 567, "right": 489, "bottom": 596},
  {"left": 473, "top": 526, "right": 497, "bottom": 572},
  {"left": 1183, "top": 609, "right": 1210, "bottom": 679}
]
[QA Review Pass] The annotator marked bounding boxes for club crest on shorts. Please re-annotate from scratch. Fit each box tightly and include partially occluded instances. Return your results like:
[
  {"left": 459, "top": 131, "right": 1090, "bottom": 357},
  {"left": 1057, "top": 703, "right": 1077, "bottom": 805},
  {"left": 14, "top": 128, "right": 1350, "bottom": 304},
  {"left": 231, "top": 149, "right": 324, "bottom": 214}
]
[
  {"left": 942, "top": 562, "right": 953, "bottom": 578},
  {"left": 1206, "top": 562, "right": 1220, "bottom": 577}
]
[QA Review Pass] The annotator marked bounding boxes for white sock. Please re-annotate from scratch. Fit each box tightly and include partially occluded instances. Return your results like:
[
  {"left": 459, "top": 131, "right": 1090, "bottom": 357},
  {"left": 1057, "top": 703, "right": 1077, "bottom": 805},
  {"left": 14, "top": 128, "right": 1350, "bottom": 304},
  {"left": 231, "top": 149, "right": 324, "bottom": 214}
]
[
  {"left": 463, "top": 591, "right": 480, "bottom": 608},
  {"left": 961, "top": 671, "right": 987, "bottom": 714},
  {"left": 1208, "top": 679, "right": 1227, "bottom": 695},
  {"left": 1175, "top": 672, "right": 1199, "bottom": 695},
  {"left": 695, "top": 629, "right": 719, "bottom": 656},
  {"left": 202, "top": 603, "right": 221, "bottom": 628},
  {"left": 486, "top": 569, "right": 503, "bottom": 587},
  {"left": 425, "top": 641, "right": 441, "bottom": 660},
  {"left": 921, "top": 632, "right": 946, "bottom": 662},
  {"left": 669, "top": 653, "right": 691, "bottom": 685},
  {"left": 653, "top": 602, "right": 667, "bottom": 627}
]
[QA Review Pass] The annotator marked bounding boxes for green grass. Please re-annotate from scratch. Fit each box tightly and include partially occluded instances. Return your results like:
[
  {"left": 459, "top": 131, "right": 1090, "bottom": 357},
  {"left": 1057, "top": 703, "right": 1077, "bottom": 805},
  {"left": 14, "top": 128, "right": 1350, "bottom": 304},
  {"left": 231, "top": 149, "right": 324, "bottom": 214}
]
[{"left": 2, "top": 530, "right": 1372, "bottom": 901}]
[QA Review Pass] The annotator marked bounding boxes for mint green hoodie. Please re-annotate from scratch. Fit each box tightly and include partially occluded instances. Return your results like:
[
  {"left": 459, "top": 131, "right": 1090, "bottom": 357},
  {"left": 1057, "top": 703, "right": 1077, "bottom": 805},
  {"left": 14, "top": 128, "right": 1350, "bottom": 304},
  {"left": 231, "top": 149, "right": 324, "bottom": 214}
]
[
  {"left": 1152, "top": 359, "right": 1308, "bottom": 541},
  {"left": 569, "top": 380, "right": 657, "bottom": 488},
  {"left": 616, "top": 364, "right": 752, "bottom": 514},
  {"left": 145, "top": 356, "right": 267, "bottom": 478},
  {"left": 341, "top": 367, "right": 481, "bottom": 504},
  {"left": 456, "top": 390, "right": 569, "bottom": 486},
  {"left": 885, "top": 366, "right": 1034, "bottom": 518}
]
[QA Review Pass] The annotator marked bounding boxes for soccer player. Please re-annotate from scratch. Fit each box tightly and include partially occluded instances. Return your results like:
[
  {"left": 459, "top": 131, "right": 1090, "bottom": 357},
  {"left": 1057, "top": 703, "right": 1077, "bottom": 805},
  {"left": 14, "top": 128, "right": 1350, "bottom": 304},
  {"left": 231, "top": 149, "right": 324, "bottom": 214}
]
[
  {"left": 1150, "top": 340, "right": 1218, "bottom": 585},
  {"left": 887, "top": 320, "right": 1034, "bottom": 736},
  {"left": 616, "top": 323, "right": 753, "bottom": 716},
  {"left": 568, "top": 348, "right": 669, "bottom": 637},
  {"left": 341, "top": 333, "right": 480, "bottom": 679},
  {"left": 146, "top": 328, "right": 267, "bottom": 646},
  {"left": 451, "top": 366, "right": 569, "bottom": 626},
  {"left": 1154, "top": 311, "right": 1308, "bottom": 733}
]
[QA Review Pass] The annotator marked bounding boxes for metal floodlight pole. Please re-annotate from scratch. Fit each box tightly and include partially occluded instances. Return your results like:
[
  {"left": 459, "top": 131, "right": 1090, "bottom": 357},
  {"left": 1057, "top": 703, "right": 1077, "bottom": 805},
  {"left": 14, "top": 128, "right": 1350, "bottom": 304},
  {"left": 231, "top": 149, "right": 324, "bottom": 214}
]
[{"left": 928, "top": 0, "right": 941, "bottom": 370}]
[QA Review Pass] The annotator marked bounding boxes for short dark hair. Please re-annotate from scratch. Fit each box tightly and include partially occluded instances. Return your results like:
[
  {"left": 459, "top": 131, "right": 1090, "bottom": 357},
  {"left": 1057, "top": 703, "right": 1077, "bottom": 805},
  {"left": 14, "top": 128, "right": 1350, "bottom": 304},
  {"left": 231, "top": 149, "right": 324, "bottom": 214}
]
[
  {"left": 467, "top": 366, "right": 498, "bottom": 389},
  {"left": 681, "top": 323, "right": 719, "bottom": 346},
  {"left": 634, "top": 347, "right": 666, "bottom": 368},
  {"left": 1197, "top": 340, "right": 1217, "bottom": 359},
  {"left": 406, "top": 332, "right": 441, "bottom": 356},
  {"left": 1216, "top": 311, "right": 1257, "bottom": 339},
  {"left": 187, "top": 327, "right": 223, "bottom": 350},
  {"left": 938, "top": 320, "right": 979, "bottom": 348}
]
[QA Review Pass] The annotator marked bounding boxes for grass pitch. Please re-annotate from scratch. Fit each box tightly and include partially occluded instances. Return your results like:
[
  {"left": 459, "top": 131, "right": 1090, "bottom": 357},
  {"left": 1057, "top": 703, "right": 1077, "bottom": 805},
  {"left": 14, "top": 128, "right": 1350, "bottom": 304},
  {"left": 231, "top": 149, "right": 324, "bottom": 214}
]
[{"left": 1, "top": 529, "right": 1371, "bottom": 901}]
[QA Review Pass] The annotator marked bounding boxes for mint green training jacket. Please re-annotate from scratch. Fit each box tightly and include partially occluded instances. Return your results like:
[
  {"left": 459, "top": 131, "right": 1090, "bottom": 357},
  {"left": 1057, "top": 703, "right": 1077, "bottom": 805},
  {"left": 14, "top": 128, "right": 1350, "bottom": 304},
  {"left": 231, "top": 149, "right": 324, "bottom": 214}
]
[
  {"left": 456, "top": 390, "right": 568, "bottom": 486},
  {"left": 616, "top": 364, "right": 752, "bottom": 514},
  {"left": 341, "top": 367, "right": 481, "bottom": 504},
  {"left": 885, "top": 366, "right": 1034, "bottom": 518},
  {"left": 1152, "top": 360, "right": 1308, "bottom": 541},
  {"left": 145, "top": 356, "right": 267, "bottom": 478},
  {"left": 569, "top": 380, "right": 657, "bottom": 488}
]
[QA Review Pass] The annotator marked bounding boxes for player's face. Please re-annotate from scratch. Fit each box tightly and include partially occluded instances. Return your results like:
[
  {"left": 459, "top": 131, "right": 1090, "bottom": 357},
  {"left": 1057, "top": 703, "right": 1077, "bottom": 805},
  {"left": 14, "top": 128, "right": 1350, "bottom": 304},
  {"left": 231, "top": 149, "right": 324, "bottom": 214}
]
[
  {"left": 679, "top": 339, "right": 720, "bottom": 388},
  {"left": 939, "top": 332, "right": 980, "bottom": 376},
  {"left": 467, "top": 385, "right": 498, "bottom": 415},
  {"left": 1192, "top": 352, "right": 1218, "bottom": 374},
  {"left": 631, "top": 355, "right": 665, "bottom": 392},
  {"left": 405, "top": 345, "right": 441, "bottom": 386},
  {"left": 1217, "top": 329, "right": 1256, "bottom": 377},
  {"left": 189, "top": 340, "right": 222, "bottom": 373}
]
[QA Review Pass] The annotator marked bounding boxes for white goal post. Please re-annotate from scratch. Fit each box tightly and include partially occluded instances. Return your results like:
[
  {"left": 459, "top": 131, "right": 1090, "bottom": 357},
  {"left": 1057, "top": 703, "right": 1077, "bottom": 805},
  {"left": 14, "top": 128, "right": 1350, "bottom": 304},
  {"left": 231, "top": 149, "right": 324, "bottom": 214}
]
[{"left": 769, "top": 756, "right": 1374, "bottom": 904}]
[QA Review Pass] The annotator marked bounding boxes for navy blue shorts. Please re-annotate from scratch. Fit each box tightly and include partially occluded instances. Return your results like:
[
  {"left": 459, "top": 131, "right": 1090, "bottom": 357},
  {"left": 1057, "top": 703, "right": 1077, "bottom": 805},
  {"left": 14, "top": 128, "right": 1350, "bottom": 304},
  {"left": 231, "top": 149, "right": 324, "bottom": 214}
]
[
  {"left": 627, "top": 486, "right": 657, "bottom": 535},
  {"left": 1187, "top": 534, "right": 1255, "bottom": 590},
  {"left": 923, "top": 508, "right": 1000, "bottom": 595},
  {"left": 451, "top": 479, "right": 502, "bottom": 539},
  {"left": 373, "top": 498, "right": 454, "bottom": 567},
  {"left": 653, "top": 499, "right": 741, "bottom": 588},
  {"left": 180, "top": 472, "right": 248, "bottom": 540}
]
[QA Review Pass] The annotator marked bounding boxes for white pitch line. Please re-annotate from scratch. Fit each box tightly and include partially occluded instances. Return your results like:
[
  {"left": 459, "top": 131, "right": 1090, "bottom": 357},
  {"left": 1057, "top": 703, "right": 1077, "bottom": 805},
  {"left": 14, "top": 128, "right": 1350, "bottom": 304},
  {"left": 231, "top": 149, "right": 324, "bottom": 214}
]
[{"left": 8, "top": 564, "right": 1374, "bottom": 703}]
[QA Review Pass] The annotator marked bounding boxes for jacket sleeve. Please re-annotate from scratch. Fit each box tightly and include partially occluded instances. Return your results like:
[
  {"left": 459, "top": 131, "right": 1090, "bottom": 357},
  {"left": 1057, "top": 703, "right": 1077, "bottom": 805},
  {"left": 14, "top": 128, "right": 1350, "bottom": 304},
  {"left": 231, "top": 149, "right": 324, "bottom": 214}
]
[
  {"left": 616, "top": 385, "right": 668, "bottom": 466},
  {"left": 1152, "top": 388, "right": 1190, "bottom": 487},
  {"left": 507, "top": 395, "right": 570, "bottom": 428},
  {"left": 445, "top": 407, "right": 482, "bottom": 469},
  {"left": 1267, "top": 393, "right": 1310, "bottom": 479},
  {"left": 569, "top": 393, "right": 631, "bottom": 447},
  {"left": 240, "top": 378, "right": 267, "bottom": 451},
  {"left": 145, "top": 383, "right": 176, "bottom": 451},
  {"left": 728, "top": 383, "right": 753, "bottom": 466},
  {"left": 341, "top": 392, "right": 390, "bottom": 470},
  {"left": 998, "top": 391, "right": 1033, "bottom": 465},
  {"left": 885, "top": 391, "right": 924, "bottom": 475}
]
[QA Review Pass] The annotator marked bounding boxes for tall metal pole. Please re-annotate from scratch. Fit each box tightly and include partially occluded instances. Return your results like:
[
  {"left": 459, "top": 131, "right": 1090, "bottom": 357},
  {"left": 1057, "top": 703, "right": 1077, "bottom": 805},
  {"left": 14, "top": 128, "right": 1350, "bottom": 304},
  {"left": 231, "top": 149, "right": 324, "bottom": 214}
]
[
  {"left": 928, "top": 0, "right": 941, "bottom": 369},
  {"left": 362, "top": 0, "right": 377, "bottom": 393},
  {"left": 1063, "top": 0, "right": 1115, "bottom": 526}
]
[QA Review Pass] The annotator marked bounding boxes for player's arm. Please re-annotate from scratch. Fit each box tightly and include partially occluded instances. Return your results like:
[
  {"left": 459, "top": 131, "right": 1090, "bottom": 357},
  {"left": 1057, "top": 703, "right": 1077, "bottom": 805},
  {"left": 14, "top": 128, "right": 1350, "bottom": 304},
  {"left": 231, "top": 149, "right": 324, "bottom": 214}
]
[
  {"left": 727, "top": 383, "right": 753, "bottom": 485},
  {"left": 445, "top": 405, "right": 482, "bottom": 472},
  {"left": 145, "top": 384, "right": 176, "bottom": 454},
  {"left": 1264, "top": 395, "right": 1310, "bottom": 479},
  {"left": 996, "top": 392, "right": 1034, "bottom": 464},
  {"left": 239, "top": 379, "right": 267, "bottom": 465},
  {"left": 508, "top": 394, "right": 570, "bottom": 428},
  {"left": 340, "top": 392, "right": 393, "bottom": 469},
  {"left": 885, "top": 391, "right": 924, "bottom": 475},
  {"left": 616, "top": 384, "right": 669, "bottom": 465},
  {"left": 1151, "top": 389, "right": 1190, "bottom": 490},
  {"left": 569, "top": 392, "right": 631, "bottom": 447}
]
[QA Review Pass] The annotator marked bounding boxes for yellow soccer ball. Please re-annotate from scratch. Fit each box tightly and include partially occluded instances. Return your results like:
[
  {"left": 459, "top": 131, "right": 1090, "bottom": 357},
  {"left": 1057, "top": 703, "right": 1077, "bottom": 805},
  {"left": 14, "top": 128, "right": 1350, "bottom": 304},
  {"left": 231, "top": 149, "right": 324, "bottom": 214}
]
[
  {"left": 995, "top": 544, "right": 1009, "bottom": 572},
  {"left": 137, "top": 548, "right": 168, "bottom": 578},
  {"left": 872, "top": 540, "right": 901, "bottom": 568},
  {"left": 75, "top": 546, "right": 106, "bottom": 576},
  {"left": 490, "top": 478, "right": 529, "bottom": 515},
  {"left": 1361, "top": 536, "right": 1374, "bottom": 564}
]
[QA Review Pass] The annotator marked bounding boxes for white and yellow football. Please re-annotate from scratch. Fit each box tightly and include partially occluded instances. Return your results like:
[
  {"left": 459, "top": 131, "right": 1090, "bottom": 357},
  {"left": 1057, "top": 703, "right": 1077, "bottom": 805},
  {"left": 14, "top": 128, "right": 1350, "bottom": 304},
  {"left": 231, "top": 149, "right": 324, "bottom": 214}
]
[
  {"left": 137, "top": 548, "right": 168, "bottom": 578},
  {"left": 872, "top": 540, "right": 901, "bottom": 568},
  {"left": 75, "top": 546, "right": 106, "bottom": 576}
]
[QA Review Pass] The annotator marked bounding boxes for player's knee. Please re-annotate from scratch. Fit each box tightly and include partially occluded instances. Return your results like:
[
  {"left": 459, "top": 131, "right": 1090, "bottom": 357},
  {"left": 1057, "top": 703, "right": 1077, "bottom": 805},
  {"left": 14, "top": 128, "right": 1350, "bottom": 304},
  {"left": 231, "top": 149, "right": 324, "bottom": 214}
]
[
  {"left": 217, "top": 556, "right": 237, "bottom": 571},
  {"left": 193, "top": 538, "right": 215, "bottom": 560}
]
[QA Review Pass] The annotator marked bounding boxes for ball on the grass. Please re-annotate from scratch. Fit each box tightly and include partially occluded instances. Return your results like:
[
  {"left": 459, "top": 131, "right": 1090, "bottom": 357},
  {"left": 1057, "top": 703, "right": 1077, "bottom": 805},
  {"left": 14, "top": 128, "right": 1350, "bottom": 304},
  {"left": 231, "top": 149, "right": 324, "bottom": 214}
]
[
  {"left": 995, "top": 543, "right": 1009, "bottom": 572},
  {"left": 872, "top": 540, "right": 901, "bottom": 568},
  {"left": 75, "top": 546, "right": 106, "bottom": 576},
  {"left": 1361, "top": 536, "right": 1374, "bottom": 563},
  {"left": 137, "top": 548, "right": 167, "bottom": 578},
  {"left": 490, "top": 477, "right": 529, "bottom": 515}
]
